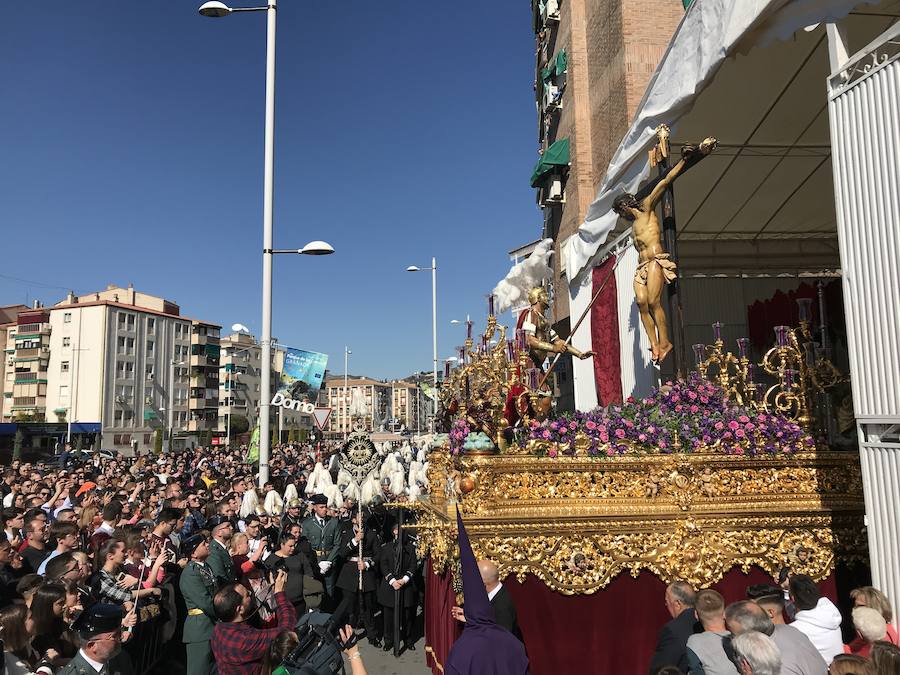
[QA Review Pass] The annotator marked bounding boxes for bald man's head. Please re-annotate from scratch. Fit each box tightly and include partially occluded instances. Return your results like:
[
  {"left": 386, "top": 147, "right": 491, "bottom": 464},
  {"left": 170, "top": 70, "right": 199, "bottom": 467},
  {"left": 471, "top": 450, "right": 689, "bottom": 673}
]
[{"left": 477, "top": 559, "right": 500, "bottom": 592}]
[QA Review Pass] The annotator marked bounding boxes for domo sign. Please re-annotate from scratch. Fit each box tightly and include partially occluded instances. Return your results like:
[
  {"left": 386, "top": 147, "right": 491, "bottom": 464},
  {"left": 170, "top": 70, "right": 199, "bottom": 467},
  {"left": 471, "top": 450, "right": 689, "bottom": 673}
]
[{"left": 270, "top": 392, "right": 316, "bottom": 414}]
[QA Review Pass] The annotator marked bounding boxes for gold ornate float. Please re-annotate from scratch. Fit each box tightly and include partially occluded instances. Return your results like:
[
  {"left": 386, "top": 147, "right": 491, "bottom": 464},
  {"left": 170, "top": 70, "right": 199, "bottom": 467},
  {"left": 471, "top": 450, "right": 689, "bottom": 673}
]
[
  {"left": 415, "top": 299, "right": 863, "bottom": 595},
  {"left": 414, "top": 447, "right": 866, "bottom": 594}
]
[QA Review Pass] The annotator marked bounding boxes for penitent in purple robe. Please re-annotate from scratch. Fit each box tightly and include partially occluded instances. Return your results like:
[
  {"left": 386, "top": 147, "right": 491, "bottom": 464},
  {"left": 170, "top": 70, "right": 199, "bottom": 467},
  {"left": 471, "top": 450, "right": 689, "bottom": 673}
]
[{"left": 445, "top": 509, "right": 530, "bottom": 675}]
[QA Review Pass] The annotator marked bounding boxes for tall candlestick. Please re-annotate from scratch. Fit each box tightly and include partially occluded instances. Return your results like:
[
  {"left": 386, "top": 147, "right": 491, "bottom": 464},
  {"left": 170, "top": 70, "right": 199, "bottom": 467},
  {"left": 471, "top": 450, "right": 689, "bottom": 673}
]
[
  {"left": 487, "top": 294, "right": 495, "bottom": 317},
  {"left": 797, "top": 297, "right": 813, "bottom": 323},
  {"left": 712, "top": 322, "right": 723, "bottom": 342},
  {"left": 736, "top": 337, "right": 749, "bottom": 359},
  {"left": 466, "top": 319, "right": 473, "bottom": 341},
  {"left": 444, "top": 361, "right": 451, "bottom": 380},
  {"left": 481, "top": 335, "right": 488, "bottom": 352},
  {"left": 746, "top": 362, "right": 755, "bottom": 382},
  {"left": 528, "top": 368, "right": 540, "bottom": 390},
  {"left": 458, "top": 346, "right": 466, "bottom": 365},
  {"left": 506, "top": 339, "right": 515, "bottom": 362}
]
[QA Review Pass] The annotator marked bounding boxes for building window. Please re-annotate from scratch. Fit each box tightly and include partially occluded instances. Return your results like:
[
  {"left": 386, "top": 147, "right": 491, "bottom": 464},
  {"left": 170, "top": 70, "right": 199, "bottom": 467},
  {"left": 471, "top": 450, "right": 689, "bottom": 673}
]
[
  {"left": 146, "top": 340, "right": 154, "bottom": 357},
  {"left": 63, "top": 313, "right": 72, "bottom": 323},
  {"left": 146, "top": 363, "right": 155, "bottom": 378},
  {"left": 59, "top": 385, "right": 69, "bottom": 399},
  {"left": 61, "top": 361, "right": 70, "bottom": 373},
  {"left": 127, "top": 337, "right": 135, "bottom": 355},
  {"left": 147, "top": 318, "right": 155, "bottom": 333},
  {"left": 62, "top": 337, "right": 71, "bottom": 347}
]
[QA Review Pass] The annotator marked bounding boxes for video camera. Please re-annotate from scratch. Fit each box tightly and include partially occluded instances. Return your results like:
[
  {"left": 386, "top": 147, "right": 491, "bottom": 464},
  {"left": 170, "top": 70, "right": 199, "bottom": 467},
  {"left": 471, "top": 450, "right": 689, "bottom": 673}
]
[{"left": 276, "top": 598, "right": 361, "bottom": 675}]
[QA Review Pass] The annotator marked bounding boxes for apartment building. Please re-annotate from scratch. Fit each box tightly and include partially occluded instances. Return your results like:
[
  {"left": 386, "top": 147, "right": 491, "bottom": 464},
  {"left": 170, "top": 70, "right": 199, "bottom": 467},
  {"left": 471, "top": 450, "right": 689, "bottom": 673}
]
[
  {"left": 189, "top": 321, "right": 221, "bottom": 435},
  {"left": 42, "top": 285, "right": 214, "bottom": 453},
  {"left": 2, "top": 306, "right": 53, "bottom": 423},
  {"left": 389, "top": 379, "right": 423, "bottom": 432},
  {"left": 324, "top": 377, "right": 391, "bottom": 438},
  {"left": 530, "top": 0, "right": 684, "bottom": 408},
  {"left": 0, "top": 304, "right": 30, "bottom": 422}
]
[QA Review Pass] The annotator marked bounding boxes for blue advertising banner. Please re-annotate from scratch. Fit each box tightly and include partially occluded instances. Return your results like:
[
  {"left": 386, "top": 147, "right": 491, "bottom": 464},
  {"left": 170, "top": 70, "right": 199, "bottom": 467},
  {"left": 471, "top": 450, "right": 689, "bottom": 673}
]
[{"left": 278, "top": 348, "right": 329, "bottom": 404}]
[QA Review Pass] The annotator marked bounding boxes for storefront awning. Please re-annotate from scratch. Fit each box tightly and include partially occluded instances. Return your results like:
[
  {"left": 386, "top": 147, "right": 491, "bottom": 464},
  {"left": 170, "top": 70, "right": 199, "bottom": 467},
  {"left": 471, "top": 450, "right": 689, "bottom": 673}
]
[
  {"left": 530, "top": 137, "right": 570, "bottom": 187},
  {"left": 563, "top": 0, "right": 886, "bottom": 282}
]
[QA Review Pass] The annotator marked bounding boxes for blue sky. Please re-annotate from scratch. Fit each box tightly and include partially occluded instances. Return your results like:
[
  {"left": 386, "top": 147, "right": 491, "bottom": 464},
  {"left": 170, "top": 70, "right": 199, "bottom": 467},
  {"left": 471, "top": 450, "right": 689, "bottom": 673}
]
[{"left": 0, "top": 1, "right": 538, "bottom": 380}]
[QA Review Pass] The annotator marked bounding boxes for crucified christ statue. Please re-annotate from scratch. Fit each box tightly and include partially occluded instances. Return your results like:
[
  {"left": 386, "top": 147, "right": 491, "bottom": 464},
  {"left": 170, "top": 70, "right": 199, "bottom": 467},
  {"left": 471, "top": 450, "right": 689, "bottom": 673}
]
[{"left": 613, "top": 134, "right": 717, "bottom": 365}]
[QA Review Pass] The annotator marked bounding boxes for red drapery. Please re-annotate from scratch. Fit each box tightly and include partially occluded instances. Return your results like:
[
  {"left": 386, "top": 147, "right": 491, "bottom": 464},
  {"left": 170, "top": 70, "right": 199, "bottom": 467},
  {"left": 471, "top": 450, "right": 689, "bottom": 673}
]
[
  {"left": 424, "top": 558, "right": 461, "bottom": 673},
  {"left": 426, "top": 561, "right": 862, "bottom": 675},
  {"left": 591, "top": 256, "right": 623, "bottom": 406}
]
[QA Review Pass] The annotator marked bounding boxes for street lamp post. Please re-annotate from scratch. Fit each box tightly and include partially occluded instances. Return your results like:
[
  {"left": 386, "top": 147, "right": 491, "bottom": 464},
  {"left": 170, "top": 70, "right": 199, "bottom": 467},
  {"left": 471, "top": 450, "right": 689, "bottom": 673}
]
[
  {"left": 343, "top": 346, "right": 351, "bottom": 441},
  {"left": 407, "top": 258, "right": 438, "bottom": 430},
  {"left": 201, "top": 0, "right": 334, "bottom": 488}
]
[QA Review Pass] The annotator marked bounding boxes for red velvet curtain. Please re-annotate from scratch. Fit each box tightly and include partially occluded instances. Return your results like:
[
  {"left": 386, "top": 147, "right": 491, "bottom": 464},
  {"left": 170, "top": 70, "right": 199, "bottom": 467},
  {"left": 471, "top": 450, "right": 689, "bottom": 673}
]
[
  {"left": 424, "top": 558, "right": 462, "bottom": 674},
  {"left": 591, "top": 256, "right": 623, "bottom": 406},
  {"left": 427, "top": 561, "right": 859, "bottom": 675}
]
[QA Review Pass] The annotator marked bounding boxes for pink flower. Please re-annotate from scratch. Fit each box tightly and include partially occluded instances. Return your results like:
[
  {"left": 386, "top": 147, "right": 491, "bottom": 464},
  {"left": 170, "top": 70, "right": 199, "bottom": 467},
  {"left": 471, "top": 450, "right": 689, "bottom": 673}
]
[
  {"left": 658, "top": 440, "right": 667, "bottom": 449},
  {"left": 599, "top": 434, "right": 609, "bottom": 443},
  {"left": 690, "top": 405, "right": 699, "bottom": 414},
  {"left": 598, "top": 426, "right": 608, "bottom": 435},
  {"left": 615, "top": 428, "right": 626, "bottom": 439},
  {"left": 547, "top": 448, "right": 557, "bottom": 458},
  {"left": 606, "top": 448, "right": 615, "bottom": 456},
  {"left": 687, "top": 391, "right": 697, "bottom": 400},
  {"left": 671, "top": 395, "right": 681, "bottom": 403},
  {"left": 585, "top": 420, "right": 597, "bottom": 430},
  {"left": 744, "top": 423, "right": 754, "bottom": 431},
  {"left": 559, "top": 427, "right": 568, "bottom": 435},
  {"left": 700, "top": 396, "right": 709, "bottom": 404},
  {"left": 714, "top": 422, "right": 724, "bottom": 431},
  {"left": 736, "top": 429, "right": 746, "bottom": 438},
  {"left": 756, "top": 414, "right": 767, "bottom": 422},
  {"left": 739, "top": 415, "right": 750, "bottom": 423},
  {"left": 728, "top": 420, "right": 740, "bottom": 431},
  {"left": 569, "top": 421, "right": 578, "bottom": 430},
  {"left": 647, "top": 425, "right": 657, "bottom": 434},
  {"left": 675, "top": 405, "right": 683, "bottom": 412},
  {"left": 550, "top": 422, "right": 559, "bottom": 431},
  {"left": 542, "top": 430, "right": 551, "bottom": 439},
  {"left": 624, "top": 420, "right": 634, "bottom": 428},
  {"left": 723, "top": 432, "right": 733, "bottom": 440},
  {"left": 638, "top": 434, "right": 648, "bottom": 442}
]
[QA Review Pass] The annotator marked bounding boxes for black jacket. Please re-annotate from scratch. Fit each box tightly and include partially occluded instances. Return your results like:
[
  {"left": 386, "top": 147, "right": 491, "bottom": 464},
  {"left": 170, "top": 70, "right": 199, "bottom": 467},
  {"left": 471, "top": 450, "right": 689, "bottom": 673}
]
[
  {"left": 376, "top": 535, "right": 417, "bottom": 607},
  {"left": 490, "top": 585, "right": 523, "bottom": 642},
  {"left": 336, "top": 528, "right": 380, "bottom": 592},
  {"left": 649, "top": 608, "right": 700, "bottom": 674}
]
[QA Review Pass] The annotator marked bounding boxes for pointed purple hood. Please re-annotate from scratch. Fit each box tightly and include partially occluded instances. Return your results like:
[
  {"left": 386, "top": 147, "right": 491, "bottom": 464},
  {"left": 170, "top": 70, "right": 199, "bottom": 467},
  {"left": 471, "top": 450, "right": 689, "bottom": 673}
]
[{"left": 445, "top": 508, "right": 529, "bottom": 675}]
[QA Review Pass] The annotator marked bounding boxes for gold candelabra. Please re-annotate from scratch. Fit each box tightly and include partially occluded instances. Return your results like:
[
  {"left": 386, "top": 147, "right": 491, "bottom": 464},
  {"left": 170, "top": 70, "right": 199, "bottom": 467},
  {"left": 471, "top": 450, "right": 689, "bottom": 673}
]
[{"left": 692, "top": 299, "right": 846, "bottom": 432}]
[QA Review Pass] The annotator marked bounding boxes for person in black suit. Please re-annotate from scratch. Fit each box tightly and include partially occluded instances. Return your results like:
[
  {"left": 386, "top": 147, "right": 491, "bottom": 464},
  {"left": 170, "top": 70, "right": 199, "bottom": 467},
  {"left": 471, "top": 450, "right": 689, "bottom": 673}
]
[
  {"left": 376, "top": 523, "right": 417, "bottom": 652},
  {"left": 450, "top": 559, "right": 524, "bottom": 643},
  {"left": 649, "top": 580, "right": 698, "bottom": 674}
]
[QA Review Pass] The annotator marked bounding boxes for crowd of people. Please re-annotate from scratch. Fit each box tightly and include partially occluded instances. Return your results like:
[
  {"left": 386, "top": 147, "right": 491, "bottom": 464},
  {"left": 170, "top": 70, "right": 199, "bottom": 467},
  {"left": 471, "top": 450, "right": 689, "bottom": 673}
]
[
  {"left": 0, "top": 440, "right": 426, "bottom": 675},
  {"left": 649, "top": 572, "right": 900, "bottom": 675}
]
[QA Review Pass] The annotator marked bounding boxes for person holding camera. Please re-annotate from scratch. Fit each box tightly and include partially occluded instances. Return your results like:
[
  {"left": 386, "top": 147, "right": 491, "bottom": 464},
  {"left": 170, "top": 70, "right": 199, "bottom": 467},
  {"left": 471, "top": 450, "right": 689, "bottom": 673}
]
[{"left": 211, "top": 569, "right": 297, "bottom": 675}]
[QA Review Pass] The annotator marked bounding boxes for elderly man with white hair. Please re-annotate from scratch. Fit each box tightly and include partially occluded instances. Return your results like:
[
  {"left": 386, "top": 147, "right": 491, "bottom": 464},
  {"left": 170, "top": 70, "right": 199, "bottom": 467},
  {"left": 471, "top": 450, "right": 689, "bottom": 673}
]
[
  {"left": 848, "top": 605, "right": 888, "bottom": 658},
  {"left": 732, "top": 631, "right": 782, "bottom": 675}
]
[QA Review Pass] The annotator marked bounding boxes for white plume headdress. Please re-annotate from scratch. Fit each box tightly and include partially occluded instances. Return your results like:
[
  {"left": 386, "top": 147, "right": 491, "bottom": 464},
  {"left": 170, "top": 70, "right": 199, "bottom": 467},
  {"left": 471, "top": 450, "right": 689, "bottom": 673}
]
[{"left": 492, "top": 238, "right": 554, "bottom": 313}]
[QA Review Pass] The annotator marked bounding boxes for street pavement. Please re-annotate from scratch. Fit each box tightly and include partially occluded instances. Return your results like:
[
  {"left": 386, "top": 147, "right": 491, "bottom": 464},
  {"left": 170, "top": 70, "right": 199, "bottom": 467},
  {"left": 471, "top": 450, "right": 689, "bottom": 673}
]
[{"left": 355, "top": 641, "right": 430, "bottom": 674}]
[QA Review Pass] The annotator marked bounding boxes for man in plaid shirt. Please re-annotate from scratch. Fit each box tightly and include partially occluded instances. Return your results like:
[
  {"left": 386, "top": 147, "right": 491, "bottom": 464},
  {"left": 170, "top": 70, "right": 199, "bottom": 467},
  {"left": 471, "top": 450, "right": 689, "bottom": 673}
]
[{"left": 211, "top": 569, "right": 298, "bottom": 675}]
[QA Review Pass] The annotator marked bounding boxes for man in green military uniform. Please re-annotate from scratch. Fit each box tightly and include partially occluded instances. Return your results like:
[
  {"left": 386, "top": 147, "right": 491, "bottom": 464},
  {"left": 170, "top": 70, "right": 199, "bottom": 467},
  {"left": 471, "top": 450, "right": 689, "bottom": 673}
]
[
  {"left": 57, "top": 604, "right": 134, "bottom": 675},
  {"left": 205, "top": 515, "right": 236, "bottom": 587},
  {"left": 179, "top": 533, "right": 217, "bottom": 675},
  {"left": 301, "top": 493, "right": 342, "bottom": 597}
]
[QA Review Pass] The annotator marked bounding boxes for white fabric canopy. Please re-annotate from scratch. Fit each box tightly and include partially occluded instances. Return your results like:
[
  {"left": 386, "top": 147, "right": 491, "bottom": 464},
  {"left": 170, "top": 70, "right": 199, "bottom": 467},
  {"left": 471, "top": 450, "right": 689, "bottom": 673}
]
[{"left": 563, "top": 0, "right": 879, "bottom": 283}]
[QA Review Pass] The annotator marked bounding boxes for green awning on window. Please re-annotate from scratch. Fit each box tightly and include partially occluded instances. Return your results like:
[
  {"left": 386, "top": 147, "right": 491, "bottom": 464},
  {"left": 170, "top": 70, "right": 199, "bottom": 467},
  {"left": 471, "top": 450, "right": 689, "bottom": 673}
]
[
  {"left": 541, "top": 50, "right": 568, "bottom": 82},
  {"left": 144, "top": 410, "right": 159, "bottom": 422},
  {"left": 530, "top": 138, "right": 570, "bottom": 188}
]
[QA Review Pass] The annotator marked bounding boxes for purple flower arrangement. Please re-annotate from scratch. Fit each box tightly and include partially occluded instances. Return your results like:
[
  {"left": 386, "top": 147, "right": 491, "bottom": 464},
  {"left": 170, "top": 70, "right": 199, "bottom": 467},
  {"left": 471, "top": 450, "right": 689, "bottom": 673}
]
[
  {"left": 525, "top": 375, "right": 815, "bottom": 458},
  {"left": 449, "top": 418, "right": 472, "bottom": 456}
]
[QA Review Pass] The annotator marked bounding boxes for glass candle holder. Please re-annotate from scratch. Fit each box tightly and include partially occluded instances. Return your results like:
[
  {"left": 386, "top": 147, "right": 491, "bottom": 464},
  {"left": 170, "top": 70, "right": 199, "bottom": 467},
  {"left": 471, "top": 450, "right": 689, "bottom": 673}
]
[
  {"left": 712, "top": 322, "right": 723, "bottom": 342},
  {"left": 797, "top": 297, "right": 813, "bottom": 323},
  {"left": 487, "top": 294, "right": 495, "bottom": 317},
  {"left": 736, "top": 337, "right": 750, "bottom": 359},
  {"left": 516, "top": 328, "right": 527, "bottom": 351},
  {"left": 774, "top": 325, "right": 791, "bottom": 347},
  {"left": 692, "top": 344, "right": 707, "bottom": 365},
  {"left": 458, "top": 346, "right": 466, "bottom": 365},
  {"left": 481, "top": 335, "right": 488, "bottom": 352},
  {"left": 746, "top": 362, "right": 756, "bottom": 382},
  {"left": 528, "top": 368, "right": 540, "bottom": 390},
  {"left": 444, "top": 361, "right": 452, "bottom": 380},
  {"left": 506, "top": 339, "right": 515, "bottom": 361}
]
